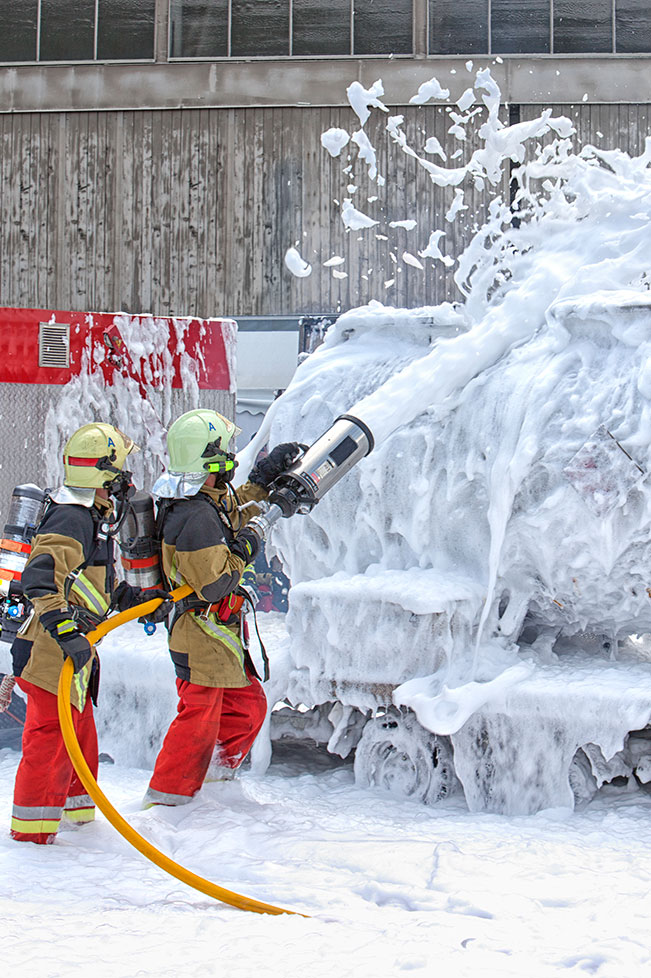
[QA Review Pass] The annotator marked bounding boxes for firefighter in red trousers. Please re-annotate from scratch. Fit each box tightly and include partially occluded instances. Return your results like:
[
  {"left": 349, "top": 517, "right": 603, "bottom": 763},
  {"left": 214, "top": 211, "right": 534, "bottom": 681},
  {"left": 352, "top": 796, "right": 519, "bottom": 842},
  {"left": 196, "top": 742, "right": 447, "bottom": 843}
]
[
  {"left": 10, "top": 423, "right": 171, "bottom": 844},
  {"left": 143, "top": 408, "right": 301, "bottom": 807}
]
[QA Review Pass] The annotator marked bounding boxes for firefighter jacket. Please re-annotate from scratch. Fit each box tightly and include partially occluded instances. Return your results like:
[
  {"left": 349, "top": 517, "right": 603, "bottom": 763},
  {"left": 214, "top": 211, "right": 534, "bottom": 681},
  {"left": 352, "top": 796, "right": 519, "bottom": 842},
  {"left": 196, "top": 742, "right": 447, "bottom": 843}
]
[
  {"left": 161, "top": 481, "right": 268, "bottom": 689},
  {"left": 11, "top": 496, "right": 115, "bottom": 712}
]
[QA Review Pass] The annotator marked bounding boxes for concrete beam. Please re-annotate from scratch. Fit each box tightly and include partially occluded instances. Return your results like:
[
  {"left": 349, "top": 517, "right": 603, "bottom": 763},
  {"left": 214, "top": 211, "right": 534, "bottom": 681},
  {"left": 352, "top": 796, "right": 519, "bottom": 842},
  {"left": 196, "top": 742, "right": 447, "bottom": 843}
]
[{"left": 0, "top": 55, "right": 650, "bottom": 113}]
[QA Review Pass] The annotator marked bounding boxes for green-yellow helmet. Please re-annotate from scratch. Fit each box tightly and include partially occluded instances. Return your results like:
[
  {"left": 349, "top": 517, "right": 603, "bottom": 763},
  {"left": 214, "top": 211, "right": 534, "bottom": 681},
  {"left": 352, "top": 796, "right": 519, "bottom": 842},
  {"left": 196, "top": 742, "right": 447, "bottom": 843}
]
[
  {"left": 63, "top": 423, "right": 139, "bottom": 489},
  {"left": 167, "top": 409, "right": 240, "bottom": 477}
]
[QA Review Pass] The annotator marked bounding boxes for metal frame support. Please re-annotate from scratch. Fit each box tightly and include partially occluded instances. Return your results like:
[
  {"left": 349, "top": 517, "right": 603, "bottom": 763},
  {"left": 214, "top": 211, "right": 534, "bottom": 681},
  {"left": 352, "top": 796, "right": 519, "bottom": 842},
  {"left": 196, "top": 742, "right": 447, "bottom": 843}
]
[{"left": 155, "top": 0, "right": 170, "bottom": 63}]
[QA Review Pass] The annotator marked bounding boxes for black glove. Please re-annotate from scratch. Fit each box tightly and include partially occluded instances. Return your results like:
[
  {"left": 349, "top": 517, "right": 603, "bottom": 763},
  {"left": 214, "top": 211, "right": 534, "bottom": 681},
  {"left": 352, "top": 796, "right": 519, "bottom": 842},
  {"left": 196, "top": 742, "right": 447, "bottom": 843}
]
[
  {"left": 40, "top": 609, "right": 93, "bottom": 674},
  {"left": 112, "top": 581, "right": 143, "bottom": 612},
  {"left": 142, "top": 588, "right": 175, "bottom": 623},
  {"left": 142, "top": 593, "right": 175, "bottom": 624},
  {"left": 112, "top": 581, "right": 171, "bottom": 612},
  {"left": 231, "top": 524, "right": 263, "bottom": 564},
  {"left": 249, "top": 442, "right": 304, "bottom": 488}
]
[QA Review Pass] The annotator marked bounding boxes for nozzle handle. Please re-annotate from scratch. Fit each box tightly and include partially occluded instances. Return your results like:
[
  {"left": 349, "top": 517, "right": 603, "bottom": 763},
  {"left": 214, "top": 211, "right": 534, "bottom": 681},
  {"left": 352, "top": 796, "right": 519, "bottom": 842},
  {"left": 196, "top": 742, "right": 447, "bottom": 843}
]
[{"left": 246, "top": 503, "right": 284, "bottom": 542}]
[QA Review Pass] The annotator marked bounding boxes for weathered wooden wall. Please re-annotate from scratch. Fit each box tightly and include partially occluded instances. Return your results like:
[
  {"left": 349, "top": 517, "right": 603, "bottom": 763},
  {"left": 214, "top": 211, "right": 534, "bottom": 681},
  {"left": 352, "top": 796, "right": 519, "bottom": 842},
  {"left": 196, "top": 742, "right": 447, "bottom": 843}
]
[
  {"left": 0, "top": 102, "right": 649, "bottom": 319},
  {"left": 521, "top": 102, "right": 651, "bottom": 152}
]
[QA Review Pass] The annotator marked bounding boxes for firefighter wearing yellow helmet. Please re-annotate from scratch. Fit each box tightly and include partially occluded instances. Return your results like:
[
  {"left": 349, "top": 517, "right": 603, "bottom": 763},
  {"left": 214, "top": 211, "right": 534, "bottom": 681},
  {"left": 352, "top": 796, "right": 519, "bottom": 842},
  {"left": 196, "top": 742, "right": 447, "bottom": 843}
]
[
  {"left": 143, "top": 408, "right": 302, "bottom": 807},
  {"left": 62, "top": 421, "right": 139, "bottom": 490},
  {"left": 9, "top": 422, "right": 171, "bottom": 845}
]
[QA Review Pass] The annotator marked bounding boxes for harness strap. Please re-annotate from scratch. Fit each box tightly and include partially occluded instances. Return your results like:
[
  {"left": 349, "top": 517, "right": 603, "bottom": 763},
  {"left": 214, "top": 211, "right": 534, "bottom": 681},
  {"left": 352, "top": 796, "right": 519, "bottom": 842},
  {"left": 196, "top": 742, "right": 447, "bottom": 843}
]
[
  {"left": 62, "top": 505, "right": 115, "bottom": 609},
  {"left": 241, "top": 593, "right": 270, "bottom": 682},
  {"left": 14, "top": 497, "right": 114, "bottom": 622},
  {"left": 153, "top": 498, "right": 174, "bottom": 593}
]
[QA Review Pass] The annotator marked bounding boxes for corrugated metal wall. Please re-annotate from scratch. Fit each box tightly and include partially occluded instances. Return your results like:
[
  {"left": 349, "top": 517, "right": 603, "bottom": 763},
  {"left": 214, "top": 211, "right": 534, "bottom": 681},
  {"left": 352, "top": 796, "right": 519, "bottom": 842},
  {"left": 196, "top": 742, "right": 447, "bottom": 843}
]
[{"left": 0, "top": 102, "right": 649, "bottom": 319}]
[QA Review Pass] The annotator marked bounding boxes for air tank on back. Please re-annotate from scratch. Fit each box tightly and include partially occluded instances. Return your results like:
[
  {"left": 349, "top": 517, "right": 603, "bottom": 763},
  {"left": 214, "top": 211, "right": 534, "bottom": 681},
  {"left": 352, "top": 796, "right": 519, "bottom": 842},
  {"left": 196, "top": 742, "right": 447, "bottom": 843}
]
[
  {"left": 0, "top": 484, "right": 47, "bottom": 644},
  {"left": 117, "top": 490, "right": 164, "bottom": 592}
]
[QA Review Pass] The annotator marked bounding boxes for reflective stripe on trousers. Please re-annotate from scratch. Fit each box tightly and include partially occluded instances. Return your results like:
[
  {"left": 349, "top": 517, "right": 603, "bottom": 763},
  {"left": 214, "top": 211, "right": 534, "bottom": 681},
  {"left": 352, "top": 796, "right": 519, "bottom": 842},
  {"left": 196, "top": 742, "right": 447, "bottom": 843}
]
[
  {"left": 142, "top": 787, "right": 195, "bottom": 808},
  {"left": 11, "top": 804, "right": 62, "bottom": 838},
  {"left": 63, "top": 793, "right": 95, "bottom": 824}
]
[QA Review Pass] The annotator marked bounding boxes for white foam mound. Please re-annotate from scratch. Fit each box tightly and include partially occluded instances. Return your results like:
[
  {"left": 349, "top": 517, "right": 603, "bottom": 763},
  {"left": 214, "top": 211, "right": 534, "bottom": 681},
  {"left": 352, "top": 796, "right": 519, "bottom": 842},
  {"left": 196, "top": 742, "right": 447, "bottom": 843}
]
[
  {"left": 271, "top": 291, "right": 651, "bottom": 678},
  {"left": 255, "top": 116, "right": 651, "bottom": 811}
]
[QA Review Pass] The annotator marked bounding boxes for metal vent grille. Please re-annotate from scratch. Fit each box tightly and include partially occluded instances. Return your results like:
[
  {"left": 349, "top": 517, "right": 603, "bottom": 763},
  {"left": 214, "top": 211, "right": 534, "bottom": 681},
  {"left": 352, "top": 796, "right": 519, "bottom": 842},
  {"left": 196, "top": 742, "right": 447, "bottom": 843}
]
[{"left": 39, "top": 322, "right": 70, "bottom": 369}]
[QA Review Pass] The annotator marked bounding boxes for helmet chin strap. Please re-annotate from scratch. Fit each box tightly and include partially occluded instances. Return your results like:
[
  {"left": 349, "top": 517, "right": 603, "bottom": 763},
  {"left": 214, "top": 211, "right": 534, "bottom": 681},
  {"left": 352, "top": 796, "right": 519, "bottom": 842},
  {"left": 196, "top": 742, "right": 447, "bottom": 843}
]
[
  {"left": 216, "top": 467, "right": 236, "bottom": 485},
  {"left": 102, "top": 469, "right": 136, "bottom": 534}
]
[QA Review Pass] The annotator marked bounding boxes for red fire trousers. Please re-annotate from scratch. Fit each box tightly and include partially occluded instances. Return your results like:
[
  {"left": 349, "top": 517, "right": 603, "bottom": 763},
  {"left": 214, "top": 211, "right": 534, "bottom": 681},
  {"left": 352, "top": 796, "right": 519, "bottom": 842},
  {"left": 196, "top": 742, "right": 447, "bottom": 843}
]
[
  {"left": 147, "top": 673, "right": 267, "bottom": 805},
  {"left": 11, "top": 677, "right": 98, "bottom": 845}
]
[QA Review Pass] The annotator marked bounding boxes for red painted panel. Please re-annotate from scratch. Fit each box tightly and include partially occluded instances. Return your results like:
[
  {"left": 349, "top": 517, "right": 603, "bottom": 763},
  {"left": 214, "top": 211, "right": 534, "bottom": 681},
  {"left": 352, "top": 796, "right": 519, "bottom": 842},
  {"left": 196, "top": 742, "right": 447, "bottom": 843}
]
[
  {"left": 0, "top": 307, "right": 89, "bottom": 385},
  {"left": 0, "top": 307, "right": 234, "bottom": 391}
]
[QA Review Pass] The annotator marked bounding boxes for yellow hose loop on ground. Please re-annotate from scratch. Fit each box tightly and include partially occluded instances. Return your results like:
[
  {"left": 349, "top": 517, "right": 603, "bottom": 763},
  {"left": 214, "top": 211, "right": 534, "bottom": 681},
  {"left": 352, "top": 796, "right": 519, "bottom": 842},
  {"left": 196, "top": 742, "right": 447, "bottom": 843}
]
[{"left": 57, "top": 584, "right": 306, "bottom": 917}]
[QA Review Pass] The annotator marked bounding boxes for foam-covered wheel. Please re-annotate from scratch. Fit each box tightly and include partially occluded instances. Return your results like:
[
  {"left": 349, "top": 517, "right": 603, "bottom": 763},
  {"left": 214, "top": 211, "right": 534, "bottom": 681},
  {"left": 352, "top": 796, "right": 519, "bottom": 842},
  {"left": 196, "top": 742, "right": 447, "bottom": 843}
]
[
  {"left": 353, "top": 709, "right": 459, "bottom": 805},
  {"left": 568, "top": 748, "right": 598, "bottom": 805}
]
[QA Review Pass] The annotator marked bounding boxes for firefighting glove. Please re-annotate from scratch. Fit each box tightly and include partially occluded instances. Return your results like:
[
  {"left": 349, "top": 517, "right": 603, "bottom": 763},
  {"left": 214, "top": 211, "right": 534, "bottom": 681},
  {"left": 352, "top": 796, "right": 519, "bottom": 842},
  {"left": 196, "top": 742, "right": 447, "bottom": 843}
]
[
  {"left": 231, "top": 525, "right": 263, "bottom": 564},
  {"left": 111, "top": 581, "right": 174, "bottom": 622},
  {"left": 143, "top": 595, "right": 175, "bottom": 625},
  {"left": 249, "top": 442, "right": 305, "bottom": 488},
  {"left": 112, "top": 580, "right": 144, "bottom": 612},
  {"left": 141, "top": 589, "right": 175, "bottom": 623},
  {"left": 40, "top": 609, "right": 93, "bottom": 674}
]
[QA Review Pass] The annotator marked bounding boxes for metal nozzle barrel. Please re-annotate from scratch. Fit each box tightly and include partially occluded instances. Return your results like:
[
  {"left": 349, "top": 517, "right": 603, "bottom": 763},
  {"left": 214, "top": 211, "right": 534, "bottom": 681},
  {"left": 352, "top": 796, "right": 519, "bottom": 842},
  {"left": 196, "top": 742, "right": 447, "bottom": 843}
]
[{"left": 269, "top": 414, "right": 374, "bottom": 516}]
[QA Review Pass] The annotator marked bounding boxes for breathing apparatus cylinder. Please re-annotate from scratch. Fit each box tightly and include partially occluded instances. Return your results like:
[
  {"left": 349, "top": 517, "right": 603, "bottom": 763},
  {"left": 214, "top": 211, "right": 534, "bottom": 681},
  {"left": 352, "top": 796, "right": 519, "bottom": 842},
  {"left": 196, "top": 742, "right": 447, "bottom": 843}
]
[
  {"left": 118, "top": 491, "right": 164, "bottom": 591},
  {"left": 0, "top": 484, "right": 47, "bottom": 644}
]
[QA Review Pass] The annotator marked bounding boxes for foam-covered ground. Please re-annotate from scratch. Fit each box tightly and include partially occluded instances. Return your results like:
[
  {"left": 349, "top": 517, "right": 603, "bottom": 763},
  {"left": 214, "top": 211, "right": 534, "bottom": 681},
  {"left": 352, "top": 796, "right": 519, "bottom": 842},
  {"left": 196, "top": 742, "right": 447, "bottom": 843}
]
[
  {"left": 3, "top": 616, "right": 651, "bottom": 978},
  {"left": 1, "top": 701, "right": 651, "bottom": 975}
]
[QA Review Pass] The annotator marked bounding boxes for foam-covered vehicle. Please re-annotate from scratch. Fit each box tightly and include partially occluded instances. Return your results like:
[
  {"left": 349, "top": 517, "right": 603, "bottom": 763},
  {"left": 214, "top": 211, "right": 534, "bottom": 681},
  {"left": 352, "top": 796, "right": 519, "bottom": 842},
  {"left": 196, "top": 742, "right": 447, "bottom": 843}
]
[{"left": 253, "top": 292, "right": 651, "bottom": 815}]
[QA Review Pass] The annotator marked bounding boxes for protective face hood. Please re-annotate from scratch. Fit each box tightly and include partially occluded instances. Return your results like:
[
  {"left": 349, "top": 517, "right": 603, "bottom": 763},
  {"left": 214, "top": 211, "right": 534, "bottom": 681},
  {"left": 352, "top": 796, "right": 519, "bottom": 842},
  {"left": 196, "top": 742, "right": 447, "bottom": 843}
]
[
  {"left": 152, "top": 470, "right": 207, "bottom": 499},
  {"left": 49, "top": 485, "right": 97, "bottom": 507}
]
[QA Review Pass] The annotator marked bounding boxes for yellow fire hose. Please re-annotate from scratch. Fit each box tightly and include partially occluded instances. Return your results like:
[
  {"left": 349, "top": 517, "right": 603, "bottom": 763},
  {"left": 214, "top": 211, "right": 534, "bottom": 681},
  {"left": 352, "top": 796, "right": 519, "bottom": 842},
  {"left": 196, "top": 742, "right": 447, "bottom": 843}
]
[{"left": 56, "top": 584, "right": 305, "bottom": 917}]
